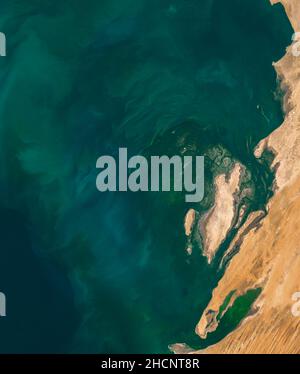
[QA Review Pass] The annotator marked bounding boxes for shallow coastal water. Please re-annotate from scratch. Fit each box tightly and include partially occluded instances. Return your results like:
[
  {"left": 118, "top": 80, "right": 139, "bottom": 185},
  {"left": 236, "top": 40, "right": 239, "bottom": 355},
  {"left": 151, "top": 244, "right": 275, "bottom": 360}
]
[{"left": 0, "top": 0, "right": 293, "bottom": 352}]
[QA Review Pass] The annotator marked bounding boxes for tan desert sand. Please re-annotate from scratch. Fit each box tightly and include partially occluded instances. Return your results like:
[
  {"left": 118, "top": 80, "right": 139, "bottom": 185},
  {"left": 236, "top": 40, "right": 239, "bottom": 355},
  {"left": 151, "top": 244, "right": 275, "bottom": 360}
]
[
  {"left": 184, "top": 209, "right": 196, "bottom": 236},
  {"left": 200, "top": 163, "right": 242, "bottom": 264}
]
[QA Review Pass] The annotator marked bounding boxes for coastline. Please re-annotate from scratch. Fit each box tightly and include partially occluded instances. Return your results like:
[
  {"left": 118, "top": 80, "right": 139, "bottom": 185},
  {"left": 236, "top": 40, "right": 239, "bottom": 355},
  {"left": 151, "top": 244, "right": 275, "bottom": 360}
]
[
  {"left": 176, "top": 0, "right": 300, "bottom": 354},
  {"left": 200, "top": 163, "right": 243, "bottom": 264},
  {"left": 255, "top": 0, "right": 300, "bottom": 192}
]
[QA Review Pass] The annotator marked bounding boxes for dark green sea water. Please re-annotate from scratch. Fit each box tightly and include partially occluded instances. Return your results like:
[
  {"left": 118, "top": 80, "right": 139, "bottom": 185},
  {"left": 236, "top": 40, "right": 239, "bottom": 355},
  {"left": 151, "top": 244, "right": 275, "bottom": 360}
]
[{"left": 0, "top": 0, "right": 293, "bottom": 353}]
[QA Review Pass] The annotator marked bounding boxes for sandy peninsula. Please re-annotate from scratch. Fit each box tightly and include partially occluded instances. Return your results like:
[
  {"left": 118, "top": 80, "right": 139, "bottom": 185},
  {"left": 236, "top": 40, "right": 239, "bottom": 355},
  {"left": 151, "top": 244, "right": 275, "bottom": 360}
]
[{"left": 200, "top": 163, "right": 243, "bottom": 264}]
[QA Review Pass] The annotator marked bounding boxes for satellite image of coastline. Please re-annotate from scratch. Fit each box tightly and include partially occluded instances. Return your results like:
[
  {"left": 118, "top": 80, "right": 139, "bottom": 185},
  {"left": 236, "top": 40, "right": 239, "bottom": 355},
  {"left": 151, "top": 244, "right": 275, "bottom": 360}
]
[{"left": 0, "top": 0, "right": 300, "bottom": 357}]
